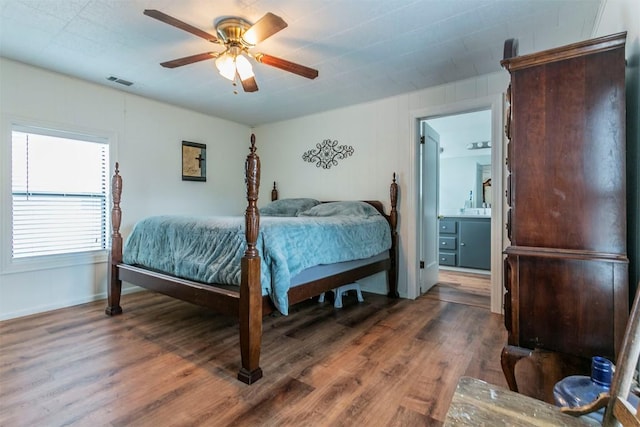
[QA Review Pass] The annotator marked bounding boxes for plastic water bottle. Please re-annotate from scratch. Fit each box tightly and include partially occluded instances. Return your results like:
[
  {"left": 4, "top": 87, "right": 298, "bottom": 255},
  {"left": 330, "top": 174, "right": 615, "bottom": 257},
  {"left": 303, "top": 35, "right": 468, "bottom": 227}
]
[{"left": 553, "top": 356, "right": 613, "bottom": 422}]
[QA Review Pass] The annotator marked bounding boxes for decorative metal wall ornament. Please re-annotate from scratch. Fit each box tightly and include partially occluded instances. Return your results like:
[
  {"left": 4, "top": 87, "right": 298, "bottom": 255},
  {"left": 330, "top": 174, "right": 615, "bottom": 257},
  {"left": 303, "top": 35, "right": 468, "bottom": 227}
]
[{"left": 302, "top": 139, "right": 354, "bottom": 169}]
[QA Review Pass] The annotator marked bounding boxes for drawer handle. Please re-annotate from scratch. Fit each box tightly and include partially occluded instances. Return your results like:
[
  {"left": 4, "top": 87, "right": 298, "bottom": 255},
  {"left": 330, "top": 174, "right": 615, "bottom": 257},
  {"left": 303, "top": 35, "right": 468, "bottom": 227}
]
[
  {"left": 441, "top": 242, "right": 446, "bottom": 245},
  {"left": 441, "top": 226, "right": 446, "bottom": 229},
  {"left": 441, "top": 257, "right": 446, "bottom": 261},
  {"left": 460, "top": 242, "right": 466, "bottom": 246}
]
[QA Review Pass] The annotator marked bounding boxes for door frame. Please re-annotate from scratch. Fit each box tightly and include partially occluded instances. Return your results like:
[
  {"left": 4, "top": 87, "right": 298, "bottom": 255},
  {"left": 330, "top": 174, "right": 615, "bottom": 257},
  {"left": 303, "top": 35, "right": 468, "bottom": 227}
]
[{"left": 408, "top": 94, "right": 505, "bottom": 313}]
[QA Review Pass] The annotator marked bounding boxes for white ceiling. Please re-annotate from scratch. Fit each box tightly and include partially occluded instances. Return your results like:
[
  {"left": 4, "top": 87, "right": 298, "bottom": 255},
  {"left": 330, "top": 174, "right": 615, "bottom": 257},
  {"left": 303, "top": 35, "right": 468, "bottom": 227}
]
[{"left": 0, "top": 0, "right": 602, "bottom": 127}]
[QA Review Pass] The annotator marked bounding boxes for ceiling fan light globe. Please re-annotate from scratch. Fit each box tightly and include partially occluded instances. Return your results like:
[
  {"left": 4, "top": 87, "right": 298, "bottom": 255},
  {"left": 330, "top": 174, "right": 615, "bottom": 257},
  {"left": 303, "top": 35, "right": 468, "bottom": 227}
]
[
  {"left": 236, "top": 54, "right": 254, "bottom": 80},
  {"left": 218, "top": 66, "right": 236, "bottom": 81},
  {"left": 216, "top": 54, "right": 236, "bottom": 81}
]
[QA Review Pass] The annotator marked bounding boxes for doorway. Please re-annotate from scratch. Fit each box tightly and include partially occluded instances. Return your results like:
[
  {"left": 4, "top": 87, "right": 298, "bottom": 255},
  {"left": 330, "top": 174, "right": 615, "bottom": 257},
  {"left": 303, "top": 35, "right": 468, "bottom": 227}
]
[
  {"left": 414, "top": 98, "right": 504, "bottom": 314},
  {"left": 426, "top": 109, "right": 492, "bottom": 278}
]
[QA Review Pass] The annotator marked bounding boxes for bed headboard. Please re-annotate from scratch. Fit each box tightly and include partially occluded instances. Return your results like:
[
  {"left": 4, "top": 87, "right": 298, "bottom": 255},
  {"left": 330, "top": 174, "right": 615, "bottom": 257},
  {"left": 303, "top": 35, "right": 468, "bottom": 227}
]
[{"left": 269, "top": 175, "right": 397, "bottom": 221}]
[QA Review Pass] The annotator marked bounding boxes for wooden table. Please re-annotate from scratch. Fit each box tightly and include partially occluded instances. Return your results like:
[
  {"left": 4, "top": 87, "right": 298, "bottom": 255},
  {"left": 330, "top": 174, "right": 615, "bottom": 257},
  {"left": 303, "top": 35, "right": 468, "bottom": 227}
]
[{"left": 444, "top": 377, "right": 598, "bottom": 426}]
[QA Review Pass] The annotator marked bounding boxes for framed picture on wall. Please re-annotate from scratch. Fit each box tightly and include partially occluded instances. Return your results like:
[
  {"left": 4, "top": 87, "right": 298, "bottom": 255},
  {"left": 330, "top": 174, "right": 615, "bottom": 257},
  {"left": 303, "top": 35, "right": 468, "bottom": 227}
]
[{"left": 182, "top": 141, "right": 206, "bottom": 182}]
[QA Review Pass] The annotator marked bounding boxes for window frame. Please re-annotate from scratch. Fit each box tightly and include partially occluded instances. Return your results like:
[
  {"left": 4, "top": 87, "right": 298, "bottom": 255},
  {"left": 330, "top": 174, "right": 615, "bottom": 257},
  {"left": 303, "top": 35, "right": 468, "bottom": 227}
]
[{"left": 1, "top": 117, "right": 116, "bottom": 274}]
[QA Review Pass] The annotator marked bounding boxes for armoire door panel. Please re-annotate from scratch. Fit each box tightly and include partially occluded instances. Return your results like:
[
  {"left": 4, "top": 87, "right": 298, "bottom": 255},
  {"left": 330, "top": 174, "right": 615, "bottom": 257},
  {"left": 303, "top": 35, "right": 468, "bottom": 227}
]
[
  {"left": 509, "top": 47, "right": 626, "bottom": 254},
  {"left": 515, "top": 257, "right": 617, "bottom": 359}
]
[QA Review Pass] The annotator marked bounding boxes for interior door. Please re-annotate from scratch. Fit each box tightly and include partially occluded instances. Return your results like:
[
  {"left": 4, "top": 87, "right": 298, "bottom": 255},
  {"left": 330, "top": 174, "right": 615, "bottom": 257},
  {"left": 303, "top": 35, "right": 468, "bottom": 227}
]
[{"left": 419, "top": 121, "right": 440, "bottom": 294}]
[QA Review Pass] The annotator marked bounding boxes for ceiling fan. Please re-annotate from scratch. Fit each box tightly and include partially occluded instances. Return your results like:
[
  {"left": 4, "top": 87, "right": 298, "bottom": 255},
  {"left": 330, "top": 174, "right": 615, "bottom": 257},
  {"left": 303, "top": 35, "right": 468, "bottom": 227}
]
[{"left": 144, "top": 9, "right": 319, "bottom": 93}]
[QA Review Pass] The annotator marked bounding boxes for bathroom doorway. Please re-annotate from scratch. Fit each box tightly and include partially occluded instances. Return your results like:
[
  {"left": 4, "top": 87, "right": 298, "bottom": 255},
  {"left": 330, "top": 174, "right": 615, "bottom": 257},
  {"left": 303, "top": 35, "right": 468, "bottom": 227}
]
[
  {"left": 422, "top": 109, "right": 493, "bottom": 296},
  {"left": 411, "top": 93, "right": 504, "bottom": 313}
]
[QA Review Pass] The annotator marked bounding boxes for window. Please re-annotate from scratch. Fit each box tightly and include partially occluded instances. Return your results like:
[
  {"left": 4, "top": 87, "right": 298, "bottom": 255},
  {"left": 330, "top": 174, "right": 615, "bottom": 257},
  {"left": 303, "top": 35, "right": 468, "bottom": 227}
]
[{"left": 11, "top": 125, "right": 109, "bottom": 259}]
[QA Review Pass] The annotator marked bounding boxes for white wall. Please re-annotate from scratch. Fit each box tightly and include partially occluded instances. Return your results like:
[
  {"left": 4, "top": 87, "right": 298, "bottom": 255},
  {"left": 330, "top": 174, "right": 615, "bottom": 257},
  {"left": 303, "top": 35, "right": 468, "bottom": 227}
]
[
  {"left": 594, "top": 0, "right": 640, "bottom": 295},
  {"left": 595, "top": 0, "right": 639, "bottom": 42},
  {"left": 0, "top": 58, "right": 250, "bottom": 320},
  {"left": 255, "top": 72, "right": 509, "bottom": 299}
]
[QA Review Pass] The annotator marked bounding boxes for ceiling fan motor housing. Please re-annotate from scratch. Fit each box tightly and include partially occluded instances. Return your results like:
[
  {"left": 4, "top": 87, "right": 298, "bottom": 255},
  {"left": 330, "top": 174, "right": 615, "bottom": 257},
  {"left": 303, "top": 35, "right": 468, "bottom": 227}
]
[{"left": 216, "top": 18, "right": 253, "bottom": 48}]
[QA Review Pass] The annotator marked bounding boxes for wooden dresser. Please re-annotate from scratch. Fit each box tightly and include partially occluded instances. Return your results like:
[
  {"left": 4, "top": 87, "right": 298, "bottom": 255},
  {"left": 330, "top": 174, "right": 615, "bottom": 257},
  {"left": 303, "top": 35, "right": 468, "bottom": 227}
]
[{"left": 500, "top": 32, "right": 629, "bottom": 402}]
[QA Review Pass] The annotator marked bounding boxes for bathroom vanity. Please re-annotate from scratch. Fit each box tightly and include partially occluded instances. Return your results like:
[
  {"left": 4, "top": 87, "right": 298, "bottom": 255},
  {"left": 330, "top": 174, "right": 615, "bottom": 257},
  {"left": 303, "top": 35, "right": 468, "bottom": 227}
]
[{"left": 438, "top": 215, "right": 490, "bottom": 270}]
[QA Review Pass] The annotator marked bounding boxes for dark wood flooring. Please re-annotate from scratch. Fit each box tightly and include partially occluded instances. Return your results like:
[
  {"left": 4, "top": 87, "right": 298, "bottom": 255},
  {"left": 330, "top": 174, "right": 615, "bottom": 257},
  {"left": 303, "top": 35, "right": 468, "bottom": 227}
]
[{"left": 0, "top": 280, "right": 506, "bottom": 426}]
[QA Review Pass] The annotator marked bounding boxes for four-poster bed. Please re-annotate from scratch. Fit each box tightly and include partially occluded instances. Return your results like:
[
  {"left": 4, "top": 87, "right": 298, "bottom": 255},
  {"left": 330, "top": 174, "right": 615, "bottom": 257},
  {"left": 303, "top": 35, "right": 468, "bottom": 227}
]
[{"left": 105, "top": 134, "right": 399, "bottom": 384}]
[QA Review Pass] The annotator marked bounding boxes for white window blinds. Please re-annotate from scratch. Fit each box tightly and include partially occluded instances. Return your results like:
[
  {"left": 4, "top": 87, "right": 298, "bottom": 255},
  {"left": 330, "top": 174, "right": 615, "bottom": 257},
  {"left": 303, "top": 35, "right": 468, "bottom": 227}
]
[{"left": 11, "top": 127, "right": 109, "bottom": 259}]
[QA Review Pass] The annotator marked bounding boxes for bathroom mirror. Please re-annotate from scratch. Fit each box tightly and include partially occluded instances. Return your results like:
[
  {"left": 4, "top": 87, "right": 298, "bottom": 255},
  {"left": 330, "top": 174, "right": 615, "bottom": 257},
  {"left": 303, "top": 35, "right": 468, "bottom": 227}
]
[
  {"left": 439, "top": 155, "right": 491, "bottom": 214},
  {"left": 425, "top": 109, "right": 492, "bottom": 216}
]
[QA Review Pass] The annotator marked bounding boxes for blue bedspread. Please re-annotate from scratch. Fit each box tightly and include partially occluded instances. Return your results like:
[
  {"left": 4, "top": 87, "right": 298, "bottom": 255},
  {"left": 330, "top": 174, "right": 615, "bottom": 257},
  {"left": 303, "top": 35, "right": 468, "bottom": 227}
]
[{"left": 122, "top": 214, "right": 391, "bottom": 314}]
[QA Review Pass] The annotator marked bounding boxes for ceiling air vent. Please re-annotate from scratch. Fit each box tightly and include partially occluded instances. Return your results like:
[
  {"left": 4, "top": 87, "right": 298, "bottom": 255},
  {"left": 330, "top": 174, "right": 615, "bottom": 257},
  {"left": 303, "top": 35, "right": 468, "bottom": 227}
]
[{"left": 106, "top": 76, "right": 133, "bottom": 86}]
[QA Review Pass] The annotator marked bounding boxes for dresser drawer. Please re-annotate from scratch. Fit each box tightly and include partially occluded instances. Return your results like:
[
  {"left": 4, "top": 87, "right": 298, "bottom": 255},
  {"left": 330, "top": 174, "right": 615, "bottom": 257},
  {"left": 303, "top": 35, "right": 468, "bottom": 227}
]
[
  {"left": 439, "top": 252, "right": 456, "bottom": 266},
  {"left": 439, "top": 236, "right": 457, "bottom": 250},
  {"left": 439, "top": 219, "right": 457, "bottom": 234}
]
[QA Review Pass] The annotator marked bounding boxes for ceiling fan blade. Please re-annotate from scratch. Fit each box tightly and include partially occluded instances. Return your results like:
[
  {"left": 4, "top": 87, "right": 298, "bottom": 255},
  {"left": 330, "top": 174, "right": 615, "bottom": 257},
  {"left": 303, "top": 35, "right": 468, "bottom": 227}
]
[
  {"left": 240, "top": 75, "right": 259, "bottom": 92},
  {"left": 242, "top": 12, "right": 287, "bottom": 45},
  {"left": 254, "top": 53, "right": 318, "bottom": 79},
  {"left": 160, "top": 52, "right": 219, "bottom": 68},
  {"left": 144, "top": 9, "right": 219, "bottom": 43}
]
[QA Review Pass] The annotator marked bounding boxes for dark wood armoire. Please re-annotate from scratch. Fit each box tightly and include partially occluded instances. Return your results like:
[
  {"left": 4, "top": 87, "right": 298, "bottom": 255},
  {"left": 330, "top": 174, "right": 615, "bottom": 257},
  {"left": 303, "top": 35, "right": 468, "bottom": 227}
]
[{"left": 500, "top": 32, "right": 629, "bottom": 402}]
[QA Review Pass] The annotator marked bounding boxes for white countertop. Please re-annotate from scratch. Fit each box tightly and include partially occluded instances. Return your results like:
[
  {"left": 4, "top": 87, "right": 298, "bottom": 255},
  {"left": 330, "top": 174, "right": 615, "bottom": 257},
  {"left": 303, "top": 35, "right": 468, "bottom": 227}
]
[
  {"left": 440, "top": 208, "right": 491, "bottom": 218},
  {"left": 441, "top": 215, "right": 491, "bottom": 219}
]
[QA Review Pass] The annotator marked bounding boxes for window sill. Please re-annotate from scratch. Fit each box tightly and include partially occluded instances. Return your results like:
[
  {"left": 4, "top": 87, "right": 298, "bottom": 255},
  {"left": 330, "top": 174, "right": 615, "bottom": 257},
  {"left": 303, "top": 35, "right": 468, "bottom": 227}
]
[{"left": 1, "top": 250, "right": 108, "bottom": 275}]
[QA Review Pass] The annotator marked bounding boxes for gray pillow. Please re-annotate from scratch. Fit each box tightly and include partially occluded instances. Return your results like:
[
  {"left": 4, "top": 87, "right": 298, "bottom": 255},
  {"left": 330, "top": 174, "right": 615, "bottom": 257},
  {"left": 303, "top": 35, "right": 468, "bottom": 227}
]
[
  {"left": 298, "top": 201, "right": 381, "bottom": 217},
  {"left": 260, "top": 198, "right": 320, "bottom": 217}
]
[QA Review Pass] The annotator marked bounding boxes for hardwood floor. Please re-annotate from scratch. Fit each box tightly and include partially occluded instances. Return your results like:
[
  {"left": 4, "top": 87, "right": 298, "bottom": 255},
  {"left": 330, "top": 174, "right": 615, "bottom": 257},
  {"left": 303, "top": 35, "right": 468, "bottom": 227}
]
[
  {"left": 426, "top": 270, "right": 492, "bottom": 310},
  {"left": 0, "top": 287, "right": 507, "bottom": 426}
]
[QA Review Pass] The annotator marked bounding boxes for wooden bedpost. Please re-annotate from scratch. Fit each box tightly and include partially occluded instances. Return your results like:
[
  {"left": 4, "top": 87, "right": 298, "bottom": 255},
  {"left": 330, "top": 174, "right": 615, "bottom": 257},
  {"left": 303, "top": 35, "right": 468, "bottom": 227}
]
[
  {"left": 238, "top": 134, "right": 264, "bottom": 384},
  {"left": 105, "top": 162, "right": 123, "bottom": 316},
  {"left": 388, "top": 173, "right": 399, "bottom": 298}
]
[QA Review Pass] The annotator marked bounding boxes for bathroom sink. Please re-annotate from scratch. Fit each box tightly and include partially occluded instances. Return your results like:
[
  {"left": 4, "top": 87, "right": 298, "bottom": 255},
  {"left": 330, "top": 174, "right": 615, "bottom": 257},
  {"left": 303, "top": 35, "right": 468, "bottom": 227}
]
[{"left": 460, "top": 208, "right": 491, "bottom": 216}]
